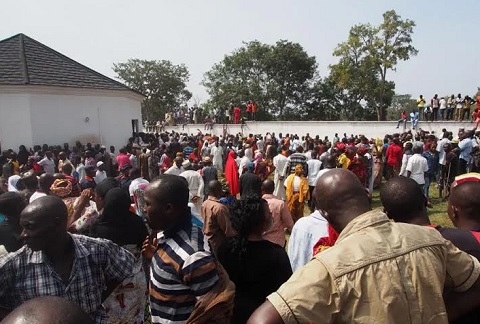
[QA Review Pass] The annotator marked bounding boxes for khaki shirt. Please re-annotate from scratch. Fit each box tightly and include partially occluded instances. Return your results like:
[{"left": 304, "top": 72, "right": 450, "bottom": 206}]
[
  {"left": 201, "top": 196, "right": 235, "bottom": 255},
  {"left": 268, "top": 210, "right": 480, "bottom": 324}
]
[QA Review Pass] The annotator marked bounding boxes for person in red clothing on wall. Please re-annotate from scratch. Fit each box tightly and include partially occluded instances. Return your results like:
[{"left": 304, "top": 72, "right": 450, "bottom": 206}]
[
  {"left": 233, "top": 105, "right": 241, "bottom": 124},
  {"left": 251, "top": 100, "right": 257, "bottom": 121},
  {"left": 384, "top": 137, "right": 403, "bottom": 179},
  {"left": 246, "top": 100, "right": 253, "bottom": 121}
]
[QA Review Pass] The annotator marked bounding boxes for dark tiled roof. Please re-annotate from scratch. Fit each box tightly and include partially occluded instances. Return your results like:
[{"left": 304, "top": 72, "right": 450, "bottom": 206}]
[{"left": 0, "top": 33, "right": 135, "bottom": 92}]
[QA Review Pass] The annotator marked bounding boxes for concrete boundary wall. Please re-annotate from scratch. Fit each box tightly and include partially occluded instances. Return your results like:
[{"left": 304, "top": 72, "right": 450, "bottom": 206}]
[{"left": 147, "top": 121, "right": 473, "bottom": 139}]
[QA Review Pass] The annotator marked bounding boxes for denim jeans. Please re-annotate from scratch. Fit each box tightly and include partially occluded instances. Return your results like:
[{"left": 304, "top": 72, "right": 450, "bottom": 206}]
[{"left": 423, "top": 174, "right": 435, "bottom": 199}]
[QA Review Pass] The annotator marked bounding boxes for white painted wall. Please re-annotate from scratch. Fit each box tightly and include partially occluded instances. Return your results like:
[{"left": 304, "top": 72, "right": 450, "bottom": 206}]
[
  {"left": 0, "top": 86, "right": 142, "bottom": 151},
  {"left": 0, "top": 93, "right": 33, "bottom": 151},
  {"left": 157, "top": 120, "right": 472, "bottom": 139},
  {"left": 29, "top": 93, "right": 142, "bottom": 151}
]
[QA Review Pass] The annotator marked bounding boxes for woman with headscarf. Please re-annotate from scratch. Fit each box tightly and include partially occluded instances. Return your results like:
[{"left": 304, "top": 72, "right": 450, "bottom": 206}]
[
  {"left": 7, "top": 175, "right": 21, "bottom": 192},
  {"left": 372, "top": 138, "right": 384, "bottom": 188},
  {"left": 0, "top": 192, "right": 28, "bottom": 254},
  {"left": 89, "top": 187, "right": 149, "bottom": 324},
  {"left": 285, "top": 164, "right": 310, "bottom": 222},
  {"left": 224, "top": 150, "right": 240, "bottom": 197},
  {"left": 50, "top": 178, "right": 92, "bottom": 228}
]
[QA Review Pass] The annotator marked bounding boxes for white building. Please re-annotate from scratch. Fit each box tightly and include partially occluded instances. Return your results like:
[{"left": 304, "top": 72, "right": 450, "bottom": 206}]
[{"left": 0, "top": 33, "right": 143, "bottom": 152}]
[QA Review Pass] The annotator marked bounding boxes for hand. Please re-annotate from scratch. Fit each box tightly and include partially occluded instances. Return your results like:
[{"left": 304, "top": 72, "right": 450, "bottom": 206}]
[
  {"left": 142, "top": 236, "right": 158, "bottom": 261},
  {"left": 191, "top": 196, "right": 200, "bottom": 204},
  {"left": 77, "top": 189, "right": 91, "bottom": 209}
]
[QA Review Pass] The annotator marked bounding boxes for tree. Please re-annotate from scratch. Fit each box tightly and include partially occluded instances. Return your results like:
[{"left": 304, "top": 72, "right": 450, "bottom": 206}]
[
  {"left": 113, "top": 59, "right": 192, "bottom": 122},
  {"left": 330, "top": 10, "right": 417, "bottom": 120},
  {"left": 387, "top": 94, "right": 417, "bottom": 120},
  {"left": 202, "top": 40, "right": 317, "bottom": 120}
]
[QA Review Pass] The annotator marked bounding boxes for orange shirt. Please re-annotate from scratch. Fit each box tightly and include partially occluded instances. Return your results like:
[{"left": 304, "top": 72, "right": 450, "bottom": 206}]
[{"left": 252, "top": 103, "right": 257, "bottom": 112}]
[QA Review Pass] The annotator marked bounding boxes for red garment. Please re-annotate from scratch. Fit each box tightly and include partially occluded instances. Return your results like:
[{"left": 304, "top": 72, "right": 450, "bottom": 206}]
[
  {"left": 385, "top": 143, "right": 403, "bottom": 167},
  {"left": 313, "top": 223, "right": 339, "bottom": 255},
  {"left": 233, "top": 107, "right": 241, "bottom": 124},
  {"left": 161, "top": 155, "right": 172, "bottom": 174},
  {"left": 246, "top": 103, "right": 252, "bottom": 112},
  {"left": 224, "top": 151, "right": 239, "bottom": 196}
]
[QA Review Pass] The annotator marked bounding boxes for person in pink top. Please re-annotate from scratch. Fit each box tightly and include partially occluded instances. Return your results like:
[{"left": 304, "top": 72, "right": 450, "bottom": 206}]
[
  {"left": 116, "top": 147, "right": 130, "bottom": 172},
  {"left": 261, "top": 179, "right": 294, "bottom": 247}
]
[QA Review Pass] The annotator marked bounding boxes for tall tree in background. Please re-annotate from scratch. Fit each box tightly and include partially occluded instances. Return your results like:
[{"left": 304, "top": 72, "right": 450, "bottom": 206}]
[
  {"left": 330, "top": 10, "right": 417, "bottom": 120},
  {"left": 202, "top": 40, "right": 317, "bottom": 120},
  {"left": 113, "top": 59, "right": 192, "bottom": 122},
  {"left": 387, "top": 94, "right": 417, "bottom": 120}
]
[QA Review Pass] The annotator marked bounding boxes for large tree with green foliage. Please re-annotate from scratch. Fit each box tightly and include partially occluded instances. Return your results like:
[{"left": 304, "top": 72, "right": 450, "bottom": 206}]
[
  {"left": 387, "top": 94, "right": 417, "bottom": 120},
  {"left": 330, "top": 10, "right": 417, "bottom": 121},
  {"left": 113, "top": 59, "right": 192, "bottom": 122},
  {"left": 202, "top": 40, "right": 317, "bottom": 120}
]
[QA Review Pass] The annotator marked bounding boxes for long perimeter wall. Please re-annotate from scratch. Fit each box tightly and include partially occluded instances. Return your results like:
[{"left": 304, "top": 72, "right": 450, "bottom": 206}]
[{"left": 148, "top": 121, "right": 473, "bottom": 139}]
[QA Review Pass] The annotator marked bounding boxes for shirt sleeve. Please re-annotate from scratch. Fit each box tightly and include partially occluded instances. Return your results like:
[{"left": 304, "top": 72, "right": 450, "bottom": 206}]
[
  {"left": 267, "top": 258, "right": 340, "bottom": 324},
  {"left": 406, "top": 157, "right": 413, "bottom": 172},
  {"left": 444, "top": 239, "right": 480, "bottom": 292},
  {"left": 102, "top": 240, "right": 135, "bottom": 283},
  {"left": 182, "top": 251, "right": 219, "bottom": 298},
  {"left": 281, "top": 201, "right": 294, "bottom": 231}
]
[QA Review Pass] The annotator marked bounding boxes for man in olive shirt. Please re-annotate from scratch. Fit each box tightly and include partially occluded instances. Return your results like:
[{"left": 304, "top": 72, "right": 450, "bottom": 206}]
[{"left": 248, "top": 169, "right": 480, "bottom": 324}]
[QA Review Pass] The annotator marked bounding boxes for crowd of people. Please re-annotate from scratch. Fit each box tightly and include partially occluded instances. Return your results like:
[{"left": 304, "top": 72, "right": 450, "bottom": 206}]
[
  {"left": 1, "top": 124, "right": 480, "bottom": 323},
  {"left": 145, "top": 100, "right": 258, "bottom": 133}
]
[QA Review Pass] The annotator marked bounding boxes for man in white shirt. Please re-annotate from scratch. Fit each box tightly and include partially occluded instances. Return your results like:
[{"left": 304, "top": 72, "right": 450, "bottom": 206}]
[
  {"left": 164, "top": 157, "right": 185, "bottom": 176},
  {"left": 287, "top": 204, "right": 328, "bottom": 272},
  {"left": 180, "top": 160, "right": 204, "bottom": 215},
  {"left": 272, "top": 147, "right": 289, "bottom": 200},
  {"left": 406, "top": 146, "right": 428, "bottom": 188},
  {"left": 439, "top": 96, "right": 447, "bottom": 121},
  {"left": 306, "top": 149, "right": 322, "bottom": 212},
  {"left": 210, "top": 141, "right": 224, "bottom": 172},
  {"left": 436, "top": 133, "right": 451, "bottom": 167},
  {"left": 238, "top": 150, "right": 250, "bottom": 177},
  {"left": 37, "top": 151, "right": 55, "bottom": 175},
  {"left": 94, "top": 161, "right": 107, "bottom": 185}
]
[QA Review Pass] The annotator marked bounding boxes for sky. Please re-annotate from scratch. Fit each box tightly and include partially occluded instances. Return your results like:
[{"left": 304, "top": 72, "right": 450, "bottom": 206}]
[{"left": 1, "top": 0, "right": 478, "bottom": 104}]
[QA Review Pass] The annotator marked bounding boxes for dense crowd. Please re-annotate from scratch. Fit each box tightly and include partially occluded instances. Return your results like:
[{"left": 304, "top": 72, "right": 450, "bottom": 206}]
[{"left": 1, "top": 125, "right": 480, "bottom": 323}]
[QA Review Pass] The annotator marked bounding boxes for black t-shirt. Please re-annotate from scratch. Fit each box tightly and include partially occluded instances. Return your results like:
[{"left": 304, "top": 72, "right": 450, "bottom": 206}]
[
  {"left": 437, "top": 226, "right": 480, "bottom": 324},
  {"left": 217, "top": 239, "right": 292, "bottom": 324}
]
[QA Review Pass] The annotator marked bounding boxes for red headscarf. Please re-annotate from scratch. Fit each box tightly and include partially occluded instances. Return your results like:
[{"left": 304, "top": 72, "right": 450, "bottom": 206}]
[{"left": 224, "top": 150, "right": 239, "bottom": 196}]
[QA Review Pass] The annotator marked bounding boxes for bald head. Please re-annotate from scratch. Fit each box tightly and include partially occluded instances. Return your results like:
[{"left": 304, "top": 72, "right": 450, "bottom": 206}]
[
  {"left": 261, "top": 179, "right": 274, "bottom": 194},
  {"left": 38, "top": 173, "right": 55, "bottom": 192},
  {"left": 314, "top": 169, "right": 370, "bottom": 233},
  {"left": 208, "top": 180, "right": 223, "bottom": 198},
  {"left": 23, "top": 195, "right": 68, "bottom": 224},
  {"left": 449, "top": 182, "right": 480, "bottom": 222},
  {"left": 1, "top": 296, "right": 93, "bottom": 324},
  {"left": 380, "top": 176, "right": 427, "bottom": 223}
]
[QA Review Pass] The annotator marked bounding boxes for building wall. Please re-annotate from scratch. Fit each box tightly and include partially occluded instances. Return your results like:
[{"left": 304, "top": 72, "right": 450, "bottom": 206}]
[
  {"left": 157, "top": 120, "right": 470, "bottom": 139},
  {"left": 0, "top": 86, "right": 143, "bottom": 151},
  {"left": 0, "top": 93, "right": 34, "bottom": 150},
  {"left": 29, "top": 92, "right": 142, "bottom": 151}
]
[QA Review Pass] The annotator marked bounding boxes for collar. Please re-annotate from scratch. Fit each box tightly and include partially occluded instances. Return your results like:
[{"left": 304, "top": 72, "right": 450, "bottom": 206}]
[
  {"left": 262, "top": 193, "right": 276, "bottom": 200},
  {"left": 207, "top": 195, "right": 221, "bottom": 202},
  {"left": 310, "top": 210, "right": 327, "bottom": 221},
  {"left": 28, "top": 233, "right": 90, "bottom": 264},
  {"left": 336, "top": 210, "right": 389, "bottom": 244}
]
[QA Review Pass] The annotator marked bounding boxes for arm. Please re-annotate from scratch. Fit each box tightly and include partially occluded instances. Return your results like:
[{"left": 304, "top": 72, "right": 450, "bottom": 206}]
[
  {"left": 247, "top": 301, "right": 284, "bottom": 324},
  {"left": 281, "top": 201, "right": 294, "bottom": 232}
]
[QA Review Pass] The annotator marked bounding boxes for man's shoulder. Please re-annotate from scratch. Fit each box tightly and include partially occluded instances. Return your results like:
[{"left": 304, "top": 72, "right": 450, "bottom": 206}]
[{"left": 0, "top": 245, "right": 29, "bottom": 267}]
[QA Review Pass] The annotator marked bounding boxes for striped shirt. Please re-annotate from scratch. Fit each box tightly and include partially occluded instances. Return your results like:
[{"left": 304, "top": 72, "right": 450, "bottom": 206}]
[{"left": 150, "top": 221, "right": 219, "bottom": 323}]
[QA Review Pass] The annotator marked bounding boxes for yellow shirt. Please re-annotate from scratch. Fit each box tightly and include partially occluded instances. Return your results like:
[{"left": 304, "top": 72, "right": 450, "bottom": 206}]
[
  {"left": 267, "top": 210, "right": 480, "bottom": 324},
  {"left": 337, "top": 153, "right": 350, "bottom": 169},
  {"left": 417, "top": 97, "right": 426, "bottom": 108}
]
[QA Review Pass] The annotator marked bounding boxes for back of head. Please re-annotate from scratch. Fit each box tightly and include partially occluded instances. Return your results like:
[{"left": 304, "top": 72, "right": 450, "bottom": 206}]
[
  {"left": 208, "top": 180, "right": 223, "bottom": 198},
  {"left": 102, "top": 188, "right": 132, "bottom": 223},
  {"left": 0, "top": 192, "right": 28, "bottom": 223},
  {"left": 261, "top": 179, "right": 274, "bottom": 194},
  {"left": 0, "top": 296, "right": 93, "bottom": 324},
  {"left": 38, "top": 174, "right": 55, "bottom": 192},
  {"left": 95, "top": 178, "right": 118, "bottom": 199},
  {"left": 380, "top": 176, "right": 426, "bottom": 223},
  {"left": 150, "top": 174, "right": 189, "bottom": 207},
  {"left": 450, "top": 176, "right": 480, "bottom": 222},
  {"left": 313, "top": 169, "right": 370, "bottom": 233}
]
